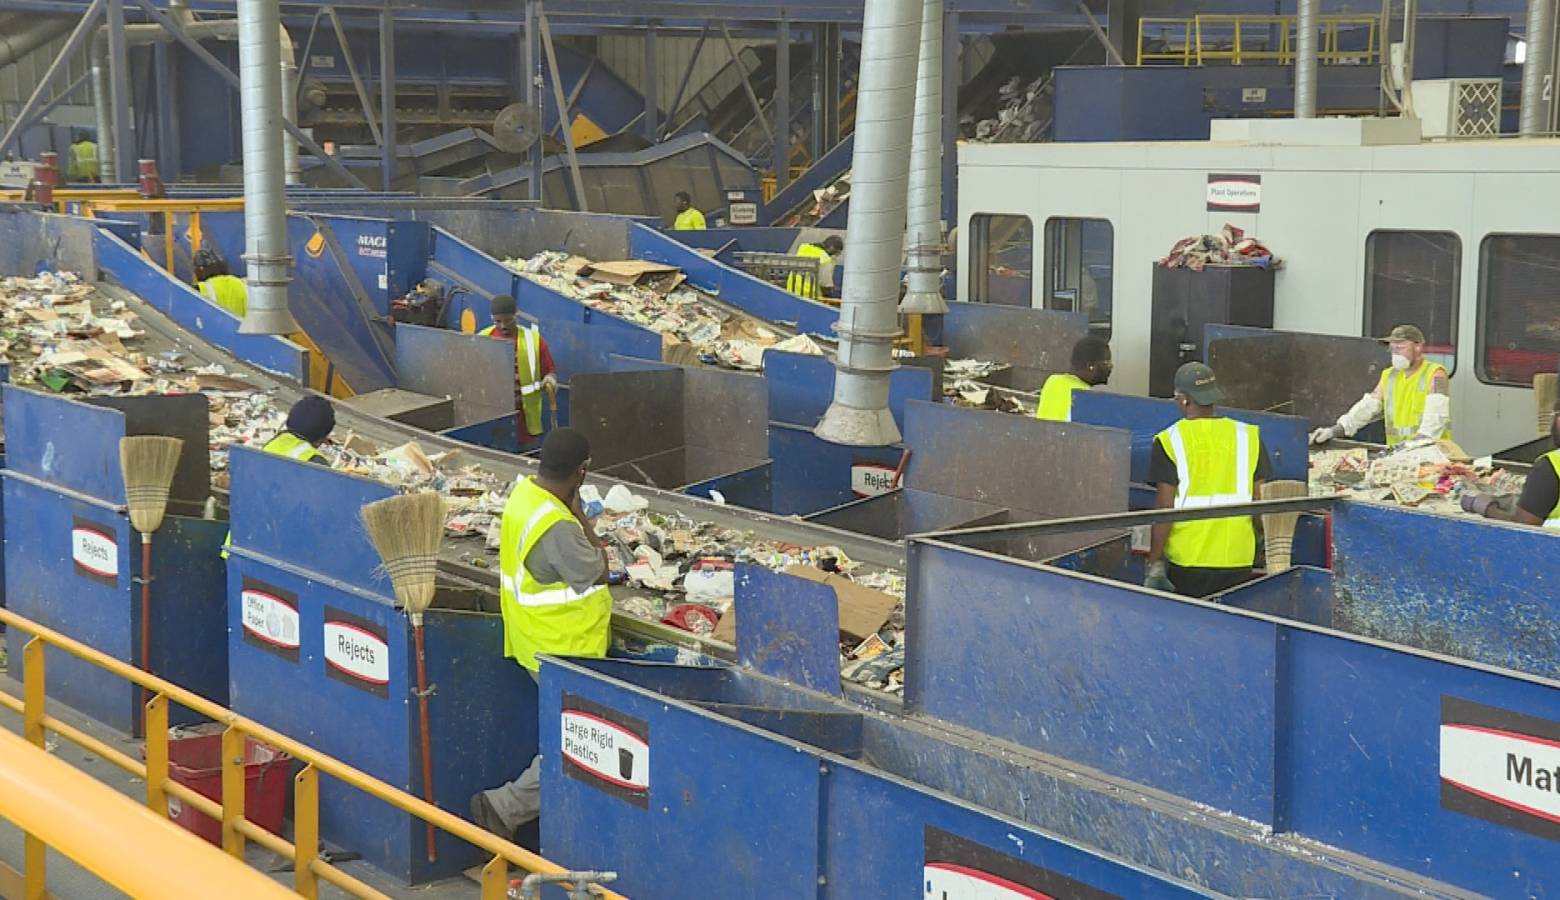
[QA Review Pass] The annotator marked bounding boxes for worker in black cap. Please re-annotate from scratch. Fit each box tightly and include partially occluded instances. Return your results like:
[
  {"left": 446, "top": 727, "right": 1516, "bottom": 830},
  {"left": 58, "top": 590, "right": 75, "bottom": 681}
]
[
  {"left": 473, "top": 427, "right": 611, "bottom": 843},
  {"left": 1463, "top": 409, "right": 1560, "bottom": 530},
  {"left": 789, "top": 235, "right": 844, "bottom": 300},
  {"left": 1144, "top": 362, "right": 1272, "bottom": 599},
  {"left": 1309, "top": 324, "right": 1451, "bottom": 448},
  {"left": 192, "top": 247, "right": 248, "bottom": 319},
  {"left": 479, "top": 294, "right": 558, "bottom": 448},
  {"left": 221, "top": 395, "right": 335, "bottom": 558}
]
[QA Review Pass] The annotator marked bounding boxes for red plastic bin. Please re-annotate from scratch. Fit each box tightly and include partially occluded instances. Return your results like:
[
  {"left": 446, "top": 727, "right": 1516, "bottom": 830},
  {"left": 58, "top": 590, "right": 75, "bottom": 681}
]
[{"left": 163, "top": 725, "right": 291, "bottom": 846}]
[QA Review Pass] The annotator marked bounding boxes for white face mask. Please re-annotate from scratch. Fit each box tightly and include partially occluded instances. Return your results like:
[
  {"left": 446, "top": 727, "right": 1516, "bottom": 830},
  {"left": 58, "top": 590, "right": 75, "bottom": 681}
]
[{"left": 1390, "top": 353, "right": 1411, "bottom": 371}]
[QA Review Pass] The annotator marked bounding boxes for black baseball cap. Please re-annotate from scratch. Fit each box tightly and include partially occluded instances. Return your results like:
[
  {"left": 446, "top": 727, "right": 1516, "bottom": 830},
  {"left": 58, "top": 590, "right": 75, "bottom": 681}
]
[{"left": 1173, "top": 362, "right": 1223, "bottom": 406}]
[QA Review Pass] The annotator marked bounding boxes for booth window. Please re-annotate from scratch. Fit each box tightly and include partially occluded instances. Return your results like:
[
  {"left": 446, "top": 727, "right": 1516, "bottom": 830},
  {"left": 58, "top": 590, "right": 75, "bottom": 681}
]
[
  {"left": 969, "top": 214, "right": 1033, "bottom": 307},
  {"left": 1044, "top": 218, "right": 1114, "bottom": 339},
  {"left": 1478, "top": 234, "right": 1560, "bottom": 386},
  {"left": 1364, "top": 231, "right": 1460, "bottom": 373}
]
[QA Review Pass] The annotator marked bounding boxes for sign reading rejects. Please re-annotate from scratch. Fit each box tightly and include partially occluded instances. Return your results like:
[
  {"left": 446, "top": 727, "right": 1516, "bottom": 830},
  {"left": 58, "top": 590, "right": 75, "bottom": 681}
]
[
  {"left": 323, "top": 606, "right": 390, "bottom": 698},
  {"left": 561, "top": 693, "right": 649, "bottom": 808}
]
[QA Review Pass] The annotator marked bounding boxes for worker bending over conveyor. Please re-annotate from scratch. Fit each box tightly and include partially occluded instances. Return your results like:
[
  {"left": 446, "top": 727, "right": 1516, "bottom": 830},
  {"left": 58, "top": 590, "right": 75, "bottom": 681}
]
[
  {"left": 1145, "top": 362, "right": 1272, "bottom": 598},
  {"left": 1309, "top": 324, "right": 1451, "bottom": 448},
  {"left": 481, "top": 295, "right": 558, "bottom": 447},
  {"left": 789, "top": 235, "right": 844, "bottom": 300},
  {"left": 1034, "top": 335, "right": 1112, "bottom": 422},
  {"left": 1462, "top": 409, "right": 1560, "bottom": 531},
  {"left": 473, "top": 428, "right": 611, "bottom": 842},
  {"left": 193, "top": 247, "right": 248, "bottom": 319},
  {"left": 222, "top": 396, "right": 334, "bottom": 558}
]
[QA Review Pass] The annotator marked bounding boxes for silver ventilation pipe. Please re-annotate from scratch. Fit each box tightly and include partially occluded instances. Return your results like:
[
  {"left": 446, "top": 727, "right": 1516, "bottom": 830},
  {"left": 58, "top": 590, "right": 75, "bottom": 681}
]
[
  {"left": 815, "top": 0, "right": 922, "bottom": 446},
  {"left": 0, "top": 18, "right": 74, "bottom": 68},
  {"left": 235, "top": 0, "right": 298, "bottom": 334},
  {"left": 1294, "top": 0, "right": 1318, "bottom": 118},
  {"left": 899, "top": 0, "right": 947, "bottom": 315},
  {"left": 91, "top": 53, "right": 114, "bottom": 180},
  {"left": 279, "top": 31, "right": 300, "bottom": 183},
  {"left": 1521, "top": 0, "right": 1553, "bottom": 135}
]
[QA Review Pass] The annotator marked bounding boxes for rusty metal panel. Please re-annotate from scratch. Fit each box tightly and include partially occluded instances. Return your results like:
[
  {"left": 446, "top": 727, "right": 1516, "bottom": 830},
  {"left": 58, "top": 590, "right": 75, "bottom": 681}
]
[
  {"left": 941, "top": 303, "right": 1089, "bottom": 392},
  {"left": 681, "top": 367, "right": 767, "bottom": 459},
  {"left": 393, "top": 323, "right": 517, "bottom": 426},
  {"left": 570, "top": 370, "right": 684, "bottom": 470},
  {"left": 1207, "top": 325, "right": 1389, "bottom": 422}
]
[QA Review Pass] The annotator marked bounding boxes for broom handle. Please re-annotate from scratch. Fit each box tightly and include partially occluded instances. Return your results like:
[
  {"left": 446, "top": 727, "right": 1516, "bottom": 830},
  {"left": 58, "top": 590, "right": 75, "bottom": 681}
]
[
  {"left": 139, "top": 534, "right": 153, "bottom": 737},
  {"left": 414, "top": 623, "right": 437, "bottom": 863}
]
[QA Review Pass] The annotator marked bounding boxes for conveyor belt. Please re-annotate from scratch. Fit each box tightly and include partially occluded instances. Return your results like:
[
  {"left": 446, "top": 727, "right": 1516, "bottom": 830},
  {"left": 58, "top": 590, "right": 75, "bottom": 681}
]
[{"left": 114, "top": 282, "right": 902, "bottom": 667}]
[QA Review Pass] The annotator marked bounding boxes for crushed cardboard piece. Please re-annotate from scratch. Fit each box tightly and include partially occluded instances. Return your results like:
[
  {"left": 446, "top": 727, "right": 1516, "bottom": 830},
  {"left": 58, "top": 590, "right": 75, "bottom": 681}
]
[{"left": 711, "top": 564, "right": 900, "bottom": 644}]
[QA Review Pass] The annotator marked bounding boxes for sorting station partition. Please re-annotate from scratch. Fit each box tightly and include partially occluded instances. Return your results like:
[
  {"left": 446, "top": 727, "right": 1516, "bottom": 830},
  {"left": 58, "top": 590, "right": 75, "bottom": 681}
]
[
  {"left": 939, "top": 303, "right": 1088, "bottom": 392},
  {"left": 1205, "top": 324, "right": 1390, "bottom": 444},
  {"left": 3, "top": 388, "right": 228, "bottom": 735},
  {"left": 224, "top": 446, "right": 531, "bottom": 883}
]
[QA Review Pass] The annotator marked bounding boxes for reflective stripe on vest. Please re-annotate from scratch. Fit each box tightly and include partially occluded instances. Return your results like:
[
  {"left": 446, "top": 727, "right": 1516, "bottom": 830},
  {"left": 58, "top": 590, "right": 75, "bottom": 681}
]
[
  {"left": 498, "top": 477, "right": 611, "bottom": 671},
  {"left": 787, "top": 244, "right": 830, "bottom": 300},
  {"left": 1542, "top": 450, "right": 1560, "bottom": 531},
  {"left": 1157, "top": 417, "right": 1260, "bottom": 568},
  {"left": 1379, "top": 362, "right": 1449, "bottom": 446},
  {"left": 1035, "top": 373, "right": 1087, "bottom": 422},
  {"left": 484, "top": 323, "right": 546, "bottom": 434}
]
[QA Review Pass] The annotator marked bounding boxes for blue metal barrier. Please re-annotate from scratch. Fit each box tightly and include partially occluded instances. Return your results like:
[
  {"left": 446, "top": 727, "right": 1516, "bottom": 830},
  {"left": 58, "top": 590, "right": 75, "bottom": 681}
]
[
  {"left": 762, "top": 134, "right": 853, "bottom": 225},
  {"left": 1071, "top": 390, "right": 1310, "bottom": 482},
  {"left": 2, "top": 388, "right": 228, "bottom": 735},
  {"left": 763, "top": 350, "right": 934, "bottom": 431}
]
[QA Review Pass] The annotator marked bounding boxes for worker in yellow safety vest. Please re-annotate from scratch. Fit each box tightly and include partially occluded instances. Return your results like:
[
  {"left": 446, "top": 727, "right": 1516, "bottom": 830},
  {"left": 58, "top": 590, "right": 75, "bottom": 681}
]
[
  {"left": 672, "top": 191, "right": 706, "bottom": 231},
  {"left": 1462, "top": 409, "right": 1560, "bottom": 530},
  {"left": 192, "top": 247, "right": 248, "bottom": 319},
  {"left": 68, "top": 131, "right": 99, "bottom": 183},
  {"left": 1145, "top": 362, "right": 1272, "bottom": 599},
  {"left": 788, "top": 235, "right": 843, "bottom": 300},
  {"left": 1309, "top": 324, "right": 1451, "bottom": 448},
  {"left": 222, "top": 396, "right": 334, "bottom": 559},
  {"left": 1035, "top": 335, "right": 1112, "bottom": 422},
  {"left": 471, "top": 428, "right": 611, "bottom": 841},
  {"left": 479, "top": 295, "right": 558, "bottom": 447}
]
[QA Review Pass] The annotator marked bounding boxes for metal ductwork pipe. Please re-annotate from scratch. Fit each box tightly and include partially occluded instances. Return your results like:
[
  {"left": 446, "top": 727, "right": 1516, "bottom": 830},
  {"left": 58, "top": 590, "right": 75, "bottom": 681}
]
[
  {"left": 899, "top": 0, "right": 947, "bottom": 315},
  {"left": 0, "top": 18, "right": 75, "bottom": 69},
  {"left": 1294, "top": 0, "right": 1319, "bottom": 118},
  {"left": 91, "top": 52, "right": 114, "bottom": 181},
  {"left": 280, "top": 32, "right": 300, "bottom": 183},
  {"left": 815, "top": 0, "right": 923, "bottom": 446},
  {"left": 235, "top": 0, "right": 298, "bottom": 334},
  {"left": 1521, "top": 0, "right": 1554, "bottom": 135}
]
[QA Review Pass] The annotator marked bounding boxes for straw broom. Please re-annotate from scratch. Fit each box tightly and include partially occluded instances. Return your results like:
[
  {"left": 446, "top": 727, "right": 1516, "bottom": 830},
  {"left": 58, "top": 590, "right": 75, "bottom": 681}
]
[
  {"left": 1259, "top": 480, "right": 1308, "bottom": 573},
  {"left": 361, "top": 492, "right": 445, "bottom": 863},
  {"left": 119, "top": 436, "right": 184, "bottom": 736}
]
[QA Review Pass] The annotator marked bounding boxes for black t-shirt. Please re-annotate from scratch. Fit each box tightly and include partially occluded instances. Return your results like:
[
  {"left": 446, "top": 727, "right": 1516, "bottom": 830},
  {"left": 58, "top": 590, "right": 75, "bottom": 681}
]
[
  {"left": 1517, "top": 454, "right": 1560, "bottom": 522},
  {"left": 1149, "top": 424, "right": 1274, "bottom": 488}
]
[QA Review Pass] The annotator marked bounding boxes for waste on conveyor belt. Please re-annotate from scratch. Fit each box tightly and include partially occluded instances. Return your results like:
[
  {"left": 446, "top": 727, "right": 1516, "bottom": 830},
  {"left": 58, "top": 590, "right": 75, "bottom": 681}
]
[
  {"left": 1158, "top": 224, "right": 1280, "bottom": 271},
  {"left": 502, "top": 251, "right": 827, "bottom": 371},
  {"left": 1309, "top": 439, "right": 1527, "bottom": 517},
  {"left": 968, "top": 74, "right": 1051, "bottom": 144}
]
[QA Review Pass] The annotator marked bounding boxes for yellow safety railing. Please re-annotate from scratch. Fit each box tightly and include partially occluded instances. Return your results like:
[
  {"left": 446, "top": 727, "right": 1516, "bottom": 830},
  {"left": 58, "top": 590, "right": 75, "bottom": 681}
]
[
  {"left": 1139, "top": 14, "right": 1380, "bottom": 67},
  {"left": 0, "top": 607, "right": 628, "bottom": 900}
]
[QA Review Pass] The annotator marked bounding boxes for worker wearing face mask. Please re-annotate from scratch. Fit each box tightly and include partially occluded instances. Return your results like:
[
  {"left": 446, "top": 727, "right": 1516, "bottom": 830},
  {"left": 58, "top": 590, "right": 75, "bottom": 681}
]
[
  {"left": 1309, "top": 325, "right": 1451, "bottom": 448},
  {"left": 1461, "top": 410, "right": 1560, "bottom": 530}
]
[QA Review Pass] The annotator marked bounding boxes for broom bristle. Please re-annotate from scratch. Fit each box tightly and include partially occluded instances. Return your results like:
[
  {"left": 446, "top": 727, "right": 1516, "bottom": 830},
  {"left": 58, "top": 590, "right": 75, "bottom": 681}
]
[
  {"left": 1535, "top": 373, "right": 1558, "bottom": 437},
  {"left": 361, "top": 492, "right": 445, "bottom": 616},
  {"left": 1259, "top": 480, "right": 1308, "bottom": 574},
  {"left": 119, "top": 436, "right": 184, "bottom": 535}
]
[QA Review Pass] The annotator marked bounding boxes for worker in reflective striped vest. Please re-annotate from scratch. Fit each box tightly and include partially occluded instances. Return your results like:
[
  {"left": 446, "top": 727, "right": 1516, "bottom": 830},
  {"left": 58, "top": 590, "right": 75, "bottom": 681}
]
[
  {"left": 221, "top": 396, "right": 334, "bottom": 558},
  {"left": 672, "top": 191, "right": 706, "bottom": 231},
  {"left": 788, "top": 235, "right": 843, "bottom": 300},
  {"left": 68, "top": 131, "right": 99, "bottom": 183},
  {"left": 472, "top": 428, "right": 611, "bottom": 842},
  {"left": 1310, "top": 324, "right": 1452, "bottom": 448},
  {"left": 1462, "top": 410, "right": 1560, "bottom": 531},
  {"left": 1035, "top": 335, "right": 1112, "bottom": 422},
  {"left": 192, "top": 247, "right": 248, "bottom": 319},
  {"left": 1145, "top": 362, "right": 1272, "bottom": 598},
  {"left": 479, "top": 295, "right": 557, "bottom": 447}
]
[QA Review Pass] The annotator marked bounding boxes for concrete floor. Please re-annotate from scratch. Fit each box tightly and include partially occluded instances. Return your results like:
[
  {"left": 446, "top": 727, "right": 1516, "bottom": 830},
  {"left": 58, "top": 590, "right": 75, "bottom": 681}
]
[{"left": 0, "top": 647, "right": 495, "bottom": 900}]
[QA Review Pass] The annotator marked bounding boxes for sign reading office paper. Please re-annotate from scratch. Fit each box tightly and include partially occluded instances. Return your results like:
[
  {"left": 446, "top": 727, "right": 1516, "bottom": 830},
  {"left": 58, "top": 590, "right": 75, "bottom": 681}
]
[
  {"left": 561, "top": 693, "right": 649, "bottom": 808},
  {"left": 71, "top": 517, "right": 119, "bottom": 587},
  {"left": 1440, "top": 695, "right": 1560, "bottom": 842},
  {"left": 240, "top": 577, "right": 300, "bottom": 663},
  {"left": 322, "top": 606, "right": 390, "bottom": 698},
  {"left": 1206, "top": 174, "right": 1262, "bottom": 213},
  {"left": 923, "top": 826, "right": 1119, "bottom": 899},
  {"left": 851, "top": 462, "right": 899, "bottom": 498}
]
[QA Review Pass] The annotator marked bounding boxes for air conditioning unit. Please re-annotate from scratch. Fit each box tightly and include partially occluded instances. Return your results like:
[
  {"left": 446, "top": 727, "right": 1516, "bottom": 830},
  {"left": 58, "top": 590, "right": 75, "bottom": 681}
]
[{"left": 1413, "top": 78, "right": 1503, "bottom": 138}]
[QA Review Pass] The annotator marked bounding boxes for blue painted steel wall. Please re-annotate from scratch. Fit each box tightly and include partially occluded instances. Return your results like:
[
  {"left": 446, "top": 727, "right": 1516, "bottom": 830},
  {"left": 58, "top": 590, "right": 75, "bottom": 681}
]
[
  {"left": 767, "top": 424, "right": 903, "bottom": 516},
  {"left": 763, "top": 350, "right": 934, "bottom": 431},
  {"left": 1053, "top": 67, "right": 1209, "bottom": 142},
  {"left": 733, "top": 565, "right": 843, "bottom": 695},
  {"left": 662, "top": 227, "right": 802, "bottom": 256},
  {"left": 225, "top": 447, "right": 530, "bottom": 883},
  {"left": 1071, "top": 390, "right": 1309, "bottom": 482},
  {"left": 629, "top": 224, "right": 839, "bottom": 336}
]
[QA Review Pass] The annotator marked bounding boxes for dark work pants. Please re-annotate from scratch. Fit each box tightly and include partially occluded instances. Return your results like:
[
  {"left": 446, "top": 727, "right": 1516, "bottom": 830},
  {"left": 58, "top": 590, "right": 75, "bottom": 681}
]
[{"left": 1167, "top": 563, "right": 1254, "bottom": 600}]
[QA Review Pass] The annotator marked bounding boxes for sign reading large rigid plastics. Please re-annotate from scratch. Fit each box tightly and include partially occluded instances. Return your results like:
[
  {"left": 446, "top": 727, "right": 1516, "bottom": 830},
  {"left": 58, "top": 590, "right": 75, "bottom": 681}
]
[
  {"left": 561, "top": 693, "right": 649, "bottom": 809},
  {"left": 240, "top": 577, "right": 300, "bottom": 663},
  {"left": 322, "top": 606, "right": 390, "bottom": 698},
  {"left": 71, "top": 516, "right": 118, "bottom": 587},
  {"left": 923, "top": 826, "right": 1120, "bottom": 899},
  {"left": 1440, "top": 696, "right": 1560, "bottom": 842},
  {"left": 1206, "top": 174, "right": 1262, "bottom": 213},
  {"left": 851, "top": 462, "right": 899, "bottom": 498}
]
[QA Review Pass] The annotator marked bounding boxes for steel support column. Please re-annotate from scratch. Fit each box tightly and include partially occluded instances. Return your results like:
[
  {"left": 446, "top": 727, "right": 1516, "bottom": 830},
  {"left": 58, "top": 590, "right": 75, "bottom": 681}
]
[
  {"left": 540, "top": 10, "right": 588, "bottom": 210},
  {"left": 664, "top": 23, "right": 708, "bottom": 139},
  {"left": 774, "top": 18, "right": 790, "bottom": 189},
  {"left": 819, "top": 23, "right": 840, "bottom": 150},
  {"left": 722, "top": 22, "right": 774, "bottom": 150},
  {"left": 154, "top": 42, "right": 180, "bottom": 182},
  {"left": 1106, "top": 0, "right": 1141, "bottom": 64},
  {"left": 940, "top": 10, "right": 957, "bottom": 229},
  {"left": 643, "top": 22, "right": 659, "bottom": 140},
  {"left": 809, "top": 24, "right": 823, "bottom": 160},
  {"left": 525, "top": 0, "right": 542, "bottom": 202},
  {"left": 106, "top": 0, "right": 134, "bottom": 181},
  {"left": 329, "top": 6, "right": 380, "bottom": 146},
  {"left": 379, "top": 7, "right": 396, "bottom": 191}
]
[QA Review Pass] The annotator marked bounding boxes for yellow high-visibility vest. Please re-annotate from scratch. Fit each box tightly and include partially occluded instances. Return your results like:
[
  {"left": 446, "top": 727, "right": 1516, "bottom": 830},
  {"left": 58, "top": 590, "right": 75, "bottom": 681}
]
[
  {"left": 673, "top": 208, "right": 706, "bottom": 231},
  {"left": 1035, "top": 372, "right": 1088, "bottom": 422},
  {"left": 481, "top": 323, "right": 545, "bottom": 435},
  {"left": 69, "top": 141, "right": 98, "bottom": 181},
  {"left": 787, "top": 243, "right": 831, "bottom": 300},
  {"left": 1540, "top": 450, "right": 1560, "bottom": 531},
  {"left": 198, "top": 274, "right": 248, "bottom": 318},
  {"left": 498, "top": 477, "right": 612, "bottom": 671},
  {"left": 1156, "top": 417, "right": 1260, "bottom": 569},
  {"left": 1378, "top": 362, "right": 1450, "bottom": 446}
]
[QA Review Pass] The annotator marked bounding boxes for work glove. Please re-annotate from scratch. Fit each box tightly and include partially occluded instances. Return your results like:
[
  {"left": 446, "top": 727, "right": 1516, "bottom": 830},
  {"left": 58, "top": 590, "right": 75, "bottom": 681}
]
[
  {"left": 1459, "top": 492, "right": 1496, "bottom": 517},
  {"left": 1144, "top": 560, "right": 1175, "bottom": 593},
  {"left": 1309, "top": 425, "right": 1339, "bottom": 446},
  {"left": 543, "top": 372, "right": 558, "bottom": 390}
]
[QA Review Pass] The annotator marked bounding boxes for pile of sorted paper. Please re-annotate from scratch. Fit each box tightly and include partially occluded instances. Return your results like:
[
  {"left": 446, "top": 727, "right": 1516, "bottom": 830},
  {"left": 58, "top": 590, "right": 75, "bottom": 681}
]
[
  {"left": 502, "top": 251, "right": 826, "bottom": 370},
  {"left": 1309, "top": 440, "right": 1528, "bottom": 516},
  {"left": 0, "top": 272, "right": 153, "bottom": 392},
  {"left": 1159, "top": 224, "right": 1279, "bottom": 271}
]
